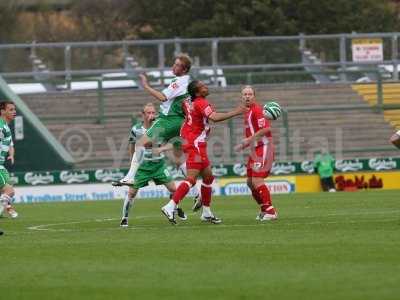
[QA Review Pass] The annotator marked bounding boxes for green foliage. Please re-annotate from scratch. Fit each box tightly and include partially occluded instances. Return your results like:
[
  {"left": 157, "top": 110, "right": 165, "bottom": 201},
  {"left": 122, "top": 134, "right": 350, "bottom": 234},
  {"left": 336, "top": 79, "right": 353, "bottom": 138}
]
[
  {"left": 0, "top": 3, "right": 19, "bottom": 70},
  {"left": 2, "top": 1, "right": 399, "bottom": 72},
  {"left": 123, "top": 0, "right": 400, "bottom": 39},
  {"left": 4, "top": 0, "right": 400, "bottom": 43},
  {"left": 0, "top": 3, "right": 18, "bottom": 43}
]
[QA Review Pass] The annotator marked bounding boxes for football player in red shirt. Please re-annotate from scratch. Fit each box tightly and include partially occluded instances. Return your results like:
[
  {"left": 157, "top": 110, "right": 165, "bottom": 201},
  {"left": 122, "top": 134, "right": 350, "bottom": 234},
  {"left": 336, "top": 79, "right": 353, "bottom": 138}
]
[
  {"left": 161, "top": 80, "right": 246, "bottom": 224},
  {"left": 234, "top": 86, "right": 278, "bottom": 221}
]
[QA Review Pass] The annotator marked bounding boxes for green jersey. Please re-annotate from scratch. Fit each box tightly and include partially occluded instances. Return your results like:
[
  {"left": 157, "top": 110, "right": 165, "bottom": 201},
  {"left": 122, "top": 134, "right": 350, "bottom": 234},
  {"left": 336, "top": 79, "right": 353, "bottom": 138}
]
[
  {"left": 314, "top": 153, "right": 335, "bottom": 178},
  {"left": 129, "top": 122, "right": 164, "bottom": 162},
  {"left": 159, "top": 74, "right": 190, "bottom": 119},
  {"left": 0, "top": 118, "right": 13, "bottom": 169},
  {"left": 129, "top": 122, "right": 172, "bottom": 189}
]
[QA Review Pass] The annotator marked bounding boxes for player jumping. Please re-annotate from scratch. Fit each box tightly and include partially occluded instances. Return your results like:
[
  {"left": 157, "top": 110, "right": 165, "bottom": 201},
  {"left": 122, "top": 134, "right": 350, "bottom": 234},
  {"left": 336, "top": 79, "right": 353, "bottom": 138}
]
[
  {"left": 117, "top": 53, "right": 200, "bottom": 202},
  {"left": 119, "top": 54, "right": 191, "bottom": 182}
]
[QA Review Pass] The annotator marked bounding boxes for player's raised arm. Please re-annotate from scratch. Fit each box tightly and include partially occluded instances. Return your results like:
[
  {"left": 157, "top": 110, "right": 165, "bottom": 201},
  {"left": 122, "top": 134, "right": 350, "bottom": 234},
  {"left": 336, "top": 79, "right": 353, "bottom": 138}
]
[
  {"left": 235, "top": 127, "right": 272, "bottom": 151},
  {"left": 208, "top": 105, "right": 247, "bottom": 122},
  {"left": 152, "top": 143, "right": 174, "bottom": 156},
  {"left": 139, "top": 74, "right": 167, "bottom": 102}
]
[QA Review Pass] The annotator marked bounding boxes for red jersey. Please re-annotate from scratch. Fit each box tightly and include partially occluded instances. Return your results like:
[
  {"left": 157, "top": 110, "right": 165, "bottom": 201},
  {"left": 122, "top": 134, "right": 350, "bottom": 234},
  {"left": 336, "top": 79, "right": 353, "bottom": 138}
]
[
  {"left": 181, "top": 97, "right": 215, "bottom": 146},
  {"left": 244, "top": 102, "right": 272, "bottom": 147}
]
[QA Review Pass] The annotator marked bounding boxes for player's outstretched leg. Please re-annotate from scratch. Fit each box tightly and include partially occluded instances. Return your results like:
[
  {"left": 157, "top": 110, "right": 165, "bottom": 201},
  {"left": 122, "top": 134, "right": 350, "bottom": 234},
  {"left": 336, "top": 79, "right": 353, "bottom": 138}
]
[
  {"left": 178, "top": 162, "right": 202, "bottom": 211},
  {"left": 120, "top": 188, "right": 136, "bottom": 227},
  {"left": 162, "top": 177, "right": 196, "bottom": 225},
  {"left": 0, "top": 194, "right": 17, "bottom": 218},
  {"left": 6, "top": 203, "right": 18, "bottom": 218},
  {"left": 119, "top": 145, "right": 146, "bottom": 185},
  {"left": 119, "top": 133, "right": 153, "bottom": 186}
]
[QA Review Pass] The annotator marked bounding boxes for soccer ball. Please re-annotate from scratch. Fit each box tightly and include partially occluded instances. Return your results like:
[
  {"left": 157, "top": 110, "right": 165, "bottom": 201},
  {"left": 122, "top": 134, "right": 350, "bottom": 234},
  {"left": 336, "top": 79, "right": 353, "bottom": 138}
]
[{"left": 263, "top": 101, "right": 282, "bottom": 120}]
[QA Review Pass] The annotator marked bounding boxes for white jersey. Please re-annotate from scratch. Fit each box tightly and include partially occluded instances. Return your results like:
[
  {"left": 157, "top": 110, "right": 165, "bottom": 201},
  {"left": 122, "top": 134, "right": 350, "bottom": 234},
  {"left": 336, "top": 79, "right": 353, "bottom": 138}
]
[{"left": 159, "top": 75, "right": 190, "bottom": 118}]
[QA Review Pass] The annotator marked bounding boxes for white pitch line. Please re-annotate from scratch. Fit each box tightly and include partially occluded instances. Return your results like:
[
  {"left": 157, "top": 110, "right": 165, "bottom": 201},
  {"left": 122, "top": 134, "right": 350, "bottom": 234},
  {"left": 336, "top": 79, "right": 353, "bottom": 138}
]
[
  {"left": 27, "top": 214, "right": 400, "bottom": 232},
  {"left": 26, "top": 214, "right": 168, "bottom": 232}
]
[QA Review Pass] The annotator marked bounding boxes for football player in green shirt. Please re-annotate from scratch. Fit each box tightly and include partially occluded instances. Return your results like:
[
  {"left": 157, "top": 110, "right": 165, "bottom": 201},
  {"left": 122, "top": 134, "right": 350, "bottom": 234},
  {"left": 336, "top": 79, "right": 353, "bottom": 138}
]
[
  {"left": 313, "top": 149, "right": 336, "bottom": 192},
  {"left": 0, "top": 101, "right": 18, "bottom": 219},
  {"left": 117, "top": 103, "right": 187, "bottom": 227},
  {"left": 119, "top": 53, "right": 192, "bottom": 186}
]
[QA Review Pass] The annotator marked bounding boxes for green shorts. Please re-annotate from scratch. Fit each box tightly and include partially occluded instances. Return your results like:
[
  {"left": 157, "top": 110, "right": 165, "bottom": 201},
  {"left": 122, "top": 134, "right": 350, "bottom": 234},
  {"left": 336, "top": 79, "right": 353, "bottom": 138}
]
[
  {"left": 146, "top": 116, "right": 183, "bottom": 146},
  {"left": 132, "top": 160, "right": 172, "bottom": 189},
  {"left": 0, "top": 168, "right": 10, "bottom": 189}
]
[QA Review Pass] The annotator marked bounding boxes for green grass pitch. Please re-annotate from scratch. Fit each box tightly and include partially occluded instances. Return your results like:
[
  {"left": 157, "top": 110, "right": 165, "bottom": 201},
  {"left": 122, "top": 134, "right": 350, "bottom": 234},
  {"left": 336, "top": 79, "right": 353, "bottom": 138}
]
[{"left": 1, "top": 190, "right": 400, "bottom": 300}]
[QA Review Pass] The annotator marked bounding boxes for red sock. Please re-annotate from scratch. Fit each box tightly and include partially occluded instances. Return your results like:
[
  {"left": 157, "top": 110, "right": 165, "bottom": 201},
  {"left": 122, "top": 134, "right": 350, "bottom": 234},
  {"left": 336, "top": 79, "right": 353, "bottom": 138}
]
[
  {"left": 172, "top": 181, "right": 191, "bottom": 204},
  {"left": 251, "top": 189, "right": 263, "bottom": 205},
  {"left": 201, "top": 176, "right": 214, "bottom": 207},
  {"left": 201, "top": 184, "right": 212, "bottom": 206},
  {"left": 255, "top": 184, "right": 272, "bottom": 212}
]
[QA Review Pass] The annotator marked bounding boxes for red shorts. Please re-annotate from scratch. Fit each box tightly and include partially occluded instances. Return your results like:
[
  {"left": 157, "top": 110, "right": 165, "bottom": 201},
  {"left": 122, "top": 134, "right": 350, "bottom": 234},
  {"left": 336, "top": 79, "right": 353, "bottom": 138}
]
[
  {"left": 183, "top": 143, "right": 210, "bottom": 171},
  {"left": 247, "top": 144, "right": 274, "bottom": 178}
]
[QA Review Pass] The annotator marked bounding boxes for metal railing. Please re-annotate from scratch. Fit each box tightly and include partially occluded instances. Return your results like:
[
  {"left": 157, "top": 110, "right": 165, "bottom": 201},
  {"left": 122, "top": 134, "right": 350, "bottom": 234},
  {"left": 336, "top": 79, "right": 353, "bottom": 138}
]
[
  {"left": 18, "top": 77, "right": 400, "bottom": 166},
  {"left": 1, "top": 32, "right": 400, "bottom": 84},
  {"left": 32, "top": 69, "right": 400, "bottom": 123}
]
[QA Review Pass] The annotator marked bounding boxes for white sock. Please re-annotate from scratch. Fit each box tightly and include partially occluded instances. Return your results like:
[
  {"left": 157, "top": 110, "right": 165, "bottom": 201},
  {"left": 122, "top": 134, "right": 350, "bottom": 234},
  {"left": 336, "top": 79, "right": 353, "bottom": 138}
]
[
  {"left": 122, "top": 194, "right": 134, "bottom": 219},
  {"left": 165, "top": 200, "right": 177, "bottom": 211},
  {"left": 123, "top": 146, "right": 145, "bottom": 181},
  {"left": 179, "top": 162, "right": 200, "bottom": 199},
  {"left": 179, "top": 162, "right": 188, "bottom": 177},
  {"left": 191, "top": 184, "right": 200, "bottom": 199},
  {"left": 0, "top": 195, "right": 11, "bottom": 216},
  {"left": 202, "top": 205, "right": 212, "bottom": 217},
  {"left": 0, "top": 194, "right": 12, "bottom": 205},
  {"left": 169, "top": 194, "right": 179, "bottom": 210}
]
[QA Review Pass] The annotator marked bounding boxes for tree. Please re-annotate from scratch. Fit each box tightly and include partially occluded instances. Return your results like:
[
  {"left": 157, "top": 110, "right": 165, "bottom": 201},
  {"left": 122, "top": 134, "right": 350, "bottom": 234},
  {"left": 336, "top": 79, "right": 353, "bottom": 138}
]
[
  {"left": 124, "top": 0, "right": 400, "bottom": 38},
  {"left": 0, "top": 3, "right": 18, "bottom": 43}
]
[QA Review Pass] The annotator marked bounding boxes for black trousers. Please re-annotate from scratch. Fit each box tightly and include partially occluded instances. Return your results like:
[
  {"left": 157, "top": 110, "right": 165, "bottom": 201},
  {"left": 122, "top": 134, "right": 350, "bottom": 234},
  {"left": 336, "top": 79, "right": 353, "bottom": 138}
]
[{"left": 320, "top": 176, "right": 335, "bottom": 191}]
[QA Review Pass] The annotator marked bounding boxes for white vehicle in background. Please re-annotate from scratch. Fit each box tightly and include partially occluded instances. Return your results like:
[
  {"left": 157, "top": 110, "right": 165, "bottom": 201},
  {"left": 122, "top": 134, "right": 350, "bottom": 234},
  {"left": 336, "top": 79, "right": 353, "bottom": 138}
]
[
  {"left": 332, "top": 65, "right": 392, "bottom": 83},
  {"left": 7, "top": 68, "right": 227, "bottom": 94},
  {"left": 147, "top": 68, "right": 227, "bottom": 87},
  {"left": 8, "top": 83, "right": 48, "bottom": 94},
  {"left": 197, "top": 68, "right": 227, "bottom": 87},
  {"left": 378, "top": 64, "right": 400, "bottom": 77},
  {"left": 146, "top": 70, "right": 174, "bottom": 86},
  {"left": 56, "top": 72, "right": 139, "bottom": 90}
]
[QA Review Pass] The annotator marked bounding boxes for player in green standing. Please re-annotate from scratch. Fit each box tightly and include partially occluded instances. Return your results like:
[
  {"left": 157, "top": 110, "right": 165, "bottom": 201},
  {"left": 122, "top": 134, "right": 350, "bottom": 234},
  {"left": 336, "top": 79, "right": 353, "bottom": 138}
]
[
  {"left": 313, "top": 149, "right": 336, "bottom": 192},
  {"left": 0, "top": 101, "right": 19, "bottom": 222},
  {"left": 117, "top": 102, "right": 187, "bottom": 227}
]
